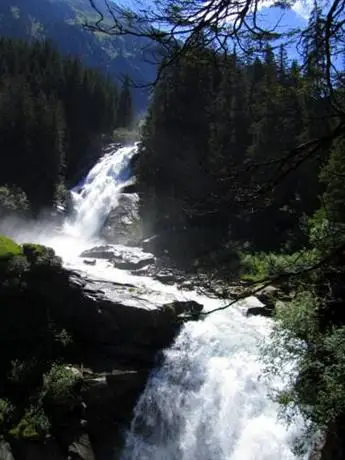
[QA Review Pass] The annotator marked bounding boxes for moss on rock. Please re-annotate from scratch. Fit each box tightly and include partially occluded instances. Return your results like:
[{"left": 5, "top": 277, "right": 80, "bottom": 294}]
[{"left": 0, "top": 236, "right": 22, "bottom": 260}]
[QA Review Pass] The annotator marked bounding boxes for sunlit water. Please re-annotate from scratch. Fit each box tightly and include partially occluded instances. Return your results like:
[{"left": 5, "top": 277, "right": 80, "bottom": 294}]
[
  {"left": 64, "top": 144, "right": 139, "bottom": 240},
  {"left": 0, "top": 143, "right": 308, "bottom": 459},
  {"left": 121, "top": 303, "right": 305, "bottom": 460}
]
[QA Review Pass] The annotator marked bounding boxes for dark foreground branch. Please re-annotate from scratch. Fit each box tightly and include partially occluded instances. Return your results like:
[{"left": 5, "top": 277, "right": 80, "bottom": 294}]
[{"left": 204, "top": 240, "right": 345, "bottom": 315}]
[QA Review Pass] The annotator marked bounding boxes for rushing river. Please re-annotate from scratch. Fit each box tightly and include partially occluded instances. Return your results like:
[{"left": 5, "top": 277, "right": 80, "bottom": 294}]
[{"left": 1, "top": 143, "right": 307, "bottom": 459}]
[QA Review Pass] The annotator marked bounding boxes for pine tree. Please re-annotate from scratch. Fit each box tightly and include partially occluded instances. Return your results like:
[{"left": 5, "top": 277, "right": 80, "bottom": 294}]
[
  {"left": 117, "top": 76, "right": 133, "bottom": 127},
  {"left": 137, "top": 40, "right": 329, "bottom": 259},
  {"left": 0, "top": 38, "right": 121, "bottom": 213},
  {"left": 321, "top": 136, "right": 345, "bottom": 223}
]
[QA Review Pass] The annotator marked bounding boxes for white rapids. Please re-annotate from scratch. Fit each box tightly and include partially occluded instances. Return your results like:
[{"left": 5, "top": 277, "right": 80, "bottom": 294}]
[
  {"left": 120, "top": 302, "right": 305, "bottom": 460},
  {"left": 0, "top": 143, "right": 308, "bottom": 459},
  {"left": 64, "top": 144, "right": 139, "bottom": 240}
]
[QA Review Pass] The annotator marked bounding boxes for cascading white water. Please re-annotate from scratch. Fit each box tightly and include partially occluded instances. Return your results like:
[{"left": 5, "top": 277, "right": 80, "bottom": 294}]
[
  {"left": 121, "top": 301, "right": 306, "bottom": 460},
  {"left": 58, "top": 142, "right": 306, "bottom": 459},
  {"left": 0, "top": 141, "right": 308, "bottom": 459},
  {"left": 64, "top": 144, "right": 138, "bottom": 240}
]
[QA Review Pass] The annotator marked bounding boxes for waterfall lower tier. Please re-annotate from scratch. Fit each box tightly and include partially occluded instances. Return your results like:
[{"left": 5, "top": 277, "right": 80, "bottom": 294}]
[{"left": 121, "top": 305, "right": 305, "bottom": 460}]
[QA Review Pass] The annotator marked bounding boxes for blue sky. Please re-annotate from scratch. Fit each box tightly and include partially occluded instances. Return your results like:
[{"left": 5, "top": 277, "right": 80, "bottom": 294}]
[
  {"left": 109, "top": 0, "right": 311, "bottom": 59},
  {"left": 254, "top": 4, "right": 308, "bottom": 59},
  {"left": 258, "top": 4, "right": 308, "bottom": 30}
]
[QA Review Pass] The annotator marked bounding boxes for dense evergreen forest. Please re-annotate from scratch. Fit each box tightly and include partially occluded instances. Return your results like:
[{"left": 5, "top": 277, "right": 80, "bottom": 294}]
[
  {"left": 0, "top": 37, "right": 133, "bottom": 214},
  {"left": 136, "top": 32, "right": 345, "bottom": 447},
  {"left": 137, "top": 40, "right": 335, "bottom": 261},
  {"left": 0, "top": 0, "right": 156, "bottom": 111}
]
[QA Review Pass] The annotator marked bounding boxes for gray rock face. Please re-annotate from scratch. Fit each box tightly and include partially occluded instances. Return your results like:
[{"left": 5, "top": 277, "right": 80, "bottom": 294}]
[
  {"left": 100, "top": 194, "right": 141, "bottom": 245},
  {"left": 54, "top": 267, "right": 204, "bottom": 371},
  {"left": 65, "top": 271, "right": 178, "bottom": 368}
]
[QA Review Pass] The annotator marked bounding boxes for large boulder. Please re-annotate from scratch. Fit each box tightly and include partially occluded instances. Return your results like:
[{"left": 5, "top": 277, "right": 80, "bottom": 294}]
[
  {"left": 42, "top": 268, "right": 204, "bottom": 370},
  {"left": 81, "top": 245, "right": 155, "bottom": 271},
  {"left": 80, "top": 369, "right": 149, "bottom": 459},
  {"left": 164, "top": 300, "right": 203, "bottom": 316},
  {"left": 100, "top": 194, "right": 141, "bottom": 245},
  {"left": 56, "top": 271, "right": 181, "bottom": 368},
  {"left": 256, "top": 285, "right": 281, "bottom": 309}
]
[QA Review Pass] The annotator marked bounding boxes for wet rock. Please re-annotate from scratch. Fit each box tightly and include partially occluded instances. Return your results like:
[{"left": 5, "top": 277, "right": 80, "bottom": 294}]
[
  {"left": 68, "top": 434, "right": 95, "bottom": 460},
  {"left": 50, "top": 269, "right": 190, "bottom": 369},
  {"left": 114, "top": 257, "right": 154, "bottom": 270},
  {"left": 80, "top": 245, "right": 155, "bottom": 271},
  {"left": 80, "top": 246, "right": 117, "bottom": 259},
  {"left": 142, "top": 235, "right": 160, "bottom": 254},
  {"left": 100, "top": 194, "right": 141, "bottom": 245},
  {"left": 153, "top": 272, "right": 177, "bottom": 285},
  {"left": 121, "top": 184, "right": 137, "bottom": 194},
  {"left": 0, "top": 442, "right": 15, "bottom": 460},
  {"left": 83, "top": 370, "right": 148, "bottom": 422},
  {"left": 80, "top": 369, "right": 149, "bottom": 459},
  {"left": 165, "top": 300, "right": 204, "bottom": 316},
  {"left": 246, "top": 306, "right": 274, "bottom": 317},
  {"left": 256, "top": 285, "right": 282, "bottom": 310},
  {"left": 83, "top": 259, "right": 96, "bottom": 266}
]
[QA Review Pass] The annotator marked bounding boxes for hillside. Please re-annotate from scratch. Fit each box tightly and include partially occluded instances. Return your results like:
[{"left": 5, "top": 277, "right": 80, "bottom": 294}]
[{"left": 0, "top": 0, "right": 156, "bottom": 112}]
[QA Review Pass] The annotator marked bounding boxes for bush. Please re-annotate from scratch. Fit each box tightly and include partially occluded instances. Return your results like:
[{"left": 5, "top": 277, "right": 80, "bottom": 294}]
[
  {"left": 9, "top": 405, "right": 51, "bottom": 440},
  {"left": 265, "top": 290, "right": 345, "bottom": 433},
  {"left": 0, "top": 186, "right": 30, "bottom": 216},
  {"left": 240, "top": 250, "right": 319, "bottom": 283},
  {"left": 308, "top": 207, "right": 345, "bottom": 253},
  {"left": 42, "top": 364, "right": 82, "bottom": 406}
]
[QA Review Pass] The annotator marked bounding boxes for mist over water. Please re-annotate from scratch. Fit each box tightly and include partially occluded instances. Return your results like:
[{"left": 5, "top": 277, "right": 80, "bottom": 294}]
[{"left": 0, "top": 143, "right": 308, "bottom": 459}]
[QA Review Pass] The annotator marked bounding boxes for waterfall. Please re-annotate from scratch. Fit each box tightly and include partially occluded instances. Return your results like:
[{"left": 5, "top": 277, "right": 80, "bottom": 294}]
[
  {"left": 64, "top": 144, "right": 138, "bottom": 241},
  {"left": 121, "top": 305, "right": 305, "bottom": 460},
  {"left": 59, "top": 142, "right": 306, "bottom": 459},
  {"left": 1, "top": 141, "right": 307, "bottom": 459}
]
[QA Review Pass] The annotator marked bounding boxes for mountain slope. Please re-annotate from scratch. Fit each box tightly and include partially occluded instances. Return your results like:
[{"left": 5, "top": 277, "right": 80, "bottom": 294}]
[{"left": 0, "top": 0, "right": 156, "bottom": 112}]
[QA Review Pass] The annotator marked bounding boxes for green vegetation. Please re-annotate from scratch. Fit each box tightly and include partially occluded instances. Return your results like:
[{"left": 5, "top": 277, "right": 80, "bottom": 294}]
[
  {"left": 0, "top": 186, "right": 29, "bottom": 217},
  {"left": 265, "top": 288, "right": 345, "bottom": 439},
  {"left": 0, "top": 235, "right": 22, "bottom": 259},
  {"left": 136, "top": 13, "right": 345, "bottom": 448},
  {"left": 0, "top": 37, "right": 133, "bottom": 214},
  {"left": 0, "top": 236, "right": 83, "bottom": 443},
  {"left": 239, "top": 251, "right": 319, "bottom": 283},
  {"left": 137, "top": 42, "right": 325, "bottom": 263}
]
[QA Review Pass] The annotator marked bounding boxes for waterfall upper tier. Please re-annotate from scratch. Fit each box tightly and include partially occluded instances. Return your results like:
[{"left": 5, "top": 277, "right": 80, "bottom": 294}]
[{"left": 64, "top": 144, "right": 139, "bottom": 241}]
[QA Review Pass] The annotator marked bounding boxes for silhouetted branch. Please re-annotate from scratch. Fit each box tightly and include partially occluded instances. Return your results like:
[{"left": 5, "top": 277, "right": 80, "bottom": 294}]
[{"left": 204, "top": 239, "right": 345, "bottom": 315}]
